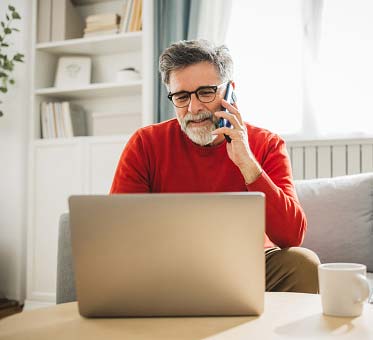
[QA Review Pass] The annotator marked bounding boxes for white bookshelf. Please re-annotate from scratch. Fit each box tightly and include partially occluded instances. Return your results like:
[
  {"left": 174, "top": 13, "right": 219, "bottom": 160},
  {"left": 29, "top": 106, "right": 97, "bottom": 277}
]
[
  {"left": 36, "top": 31, "right": 142, "bottom": 55},
  {"left": 26, "top": 0, "right": 154, "bottom": 309},
  {"left": 35, "top": 81, "right": 142, "bottom": 99}
]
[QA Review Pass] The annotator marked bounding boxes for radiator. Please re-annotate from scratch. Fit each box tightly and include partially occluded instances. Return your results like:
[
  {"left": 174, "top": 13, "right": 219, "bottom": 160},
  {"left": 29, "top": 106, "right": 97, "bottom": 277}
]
[{"left": 286, "top": 139, "right": 373, "bottom": 180}]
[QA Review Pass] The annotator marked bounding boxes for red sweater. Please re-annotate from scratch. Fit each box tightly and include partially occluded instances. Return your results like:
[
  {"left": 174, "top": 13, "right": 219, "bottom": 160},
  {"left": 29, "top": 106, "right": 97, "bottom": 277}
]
[{"left": 110, "top": 119, "right": 307, "bottom": 248}]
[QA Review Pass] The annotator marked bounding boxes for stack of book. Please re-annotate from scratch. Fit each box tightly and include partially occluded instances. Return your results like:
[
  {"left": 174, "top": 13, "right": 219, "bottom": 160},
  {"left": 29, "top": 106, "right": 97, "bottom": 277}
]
[
  {"left": 40, "top": 102, "right": 87, "bottom": 139},
  {"left": 119, "top": 0, "right": 142, "bottom": 33},
  {"left": 37, "top": 0, "right": 84, "bottom": 43},
  {"left": 83, "top": 13, "right": 120, "bottom": 38}
]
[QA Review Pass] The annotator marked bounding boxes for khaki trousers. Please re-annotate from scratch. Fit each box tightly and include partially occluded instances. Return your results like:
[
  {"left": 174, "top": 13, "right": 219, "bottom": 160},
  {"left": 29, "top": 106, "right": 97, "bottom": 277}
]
[{"left": 265, "top": 247, "right": 320, "bottom": 294}]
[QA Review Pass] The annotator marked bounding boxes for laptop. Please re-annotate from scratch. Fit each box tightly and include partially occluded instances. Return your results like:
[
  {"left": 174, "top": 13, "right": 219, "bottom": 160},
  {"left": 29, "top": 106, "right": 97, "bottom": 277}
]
[{"left": 68, "top": 192, "right": 265, "bottom": 317}]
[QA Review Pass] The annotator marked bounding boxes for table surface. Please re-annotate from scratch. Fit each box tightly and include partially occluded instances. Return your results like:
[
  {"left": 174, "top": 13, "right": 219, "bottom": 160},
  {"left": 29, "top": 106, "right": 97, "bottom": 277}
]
[{"left": 0, "top": 292, "right": 372, "bottom": 340}]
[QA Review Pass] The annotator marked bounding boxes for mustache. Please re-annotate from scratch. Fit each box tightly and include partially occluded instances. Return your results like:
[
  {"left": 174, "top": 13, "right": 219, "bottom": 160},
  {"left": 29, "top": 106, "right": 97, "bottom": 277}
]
[{"left": 184, "top": 111, "right": 215, "bottom": 124}]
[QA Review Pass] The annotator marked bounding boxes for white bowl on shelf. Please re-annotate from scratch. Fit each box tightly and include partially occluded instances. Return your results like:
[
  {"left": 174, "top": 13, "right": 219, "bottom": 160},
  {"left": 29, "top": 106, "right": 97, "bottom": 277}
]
[{"left": 116, "top": 67, "right": 141, "bottom": 83}]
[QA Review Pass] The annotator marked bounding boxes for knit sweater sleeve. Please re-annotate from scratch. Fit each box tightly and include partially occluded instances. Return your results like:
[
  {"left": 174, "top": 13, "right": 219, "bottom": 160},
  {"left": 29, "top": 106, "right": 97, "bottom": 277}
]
[
  {"left": 110, "top": 130, "right": 151, "bottom": 193},
  {"left": 246, "top": 135, "right": 307, "bottom": 248}
]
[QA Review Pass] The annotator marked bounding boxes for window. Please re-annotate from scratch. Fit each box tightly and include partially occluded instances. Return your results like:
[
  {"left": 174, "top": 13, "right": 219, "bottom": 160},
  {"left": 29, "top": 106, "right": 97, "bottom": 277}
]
[
  {"left": 226, "top": 0, "right": 373, "bottom": 139},
  {"left": 314, "top": 0, "right": 373, "bottom": 137}
]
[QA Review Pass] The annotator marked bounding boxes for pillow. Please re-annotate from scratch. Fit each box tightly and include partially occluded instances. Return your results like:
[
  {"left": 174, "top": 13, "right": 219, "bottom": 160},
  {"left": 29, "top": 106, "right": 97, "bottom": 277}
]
[{"left": 294, "top": 173, "right": 373, "bottom": 272}]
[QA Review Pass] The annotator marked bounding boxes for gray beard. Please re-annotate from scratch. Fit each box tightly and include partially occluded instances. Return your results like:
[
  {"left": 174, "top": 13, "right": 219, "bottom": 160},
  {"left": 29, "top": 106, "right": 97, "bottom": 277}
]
[{"left": 177, "top": 111, "right": 219, "bottom": 146}]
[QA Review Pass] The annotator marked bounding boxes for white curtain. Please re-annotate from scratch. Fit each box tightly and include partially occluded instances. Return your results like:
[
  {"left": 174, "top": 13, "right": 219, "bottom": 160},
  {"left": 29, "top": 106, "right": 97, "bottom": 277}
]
[
  {"left": 225, "top": 0, "right": 373, "bottom": 139},
  {"left": 313, "top": 0, "right": 373, "bottom": 137},
  {"left": 225, "top": 0, "right": 303, "bottom": 136},
  {"left": 301, "top": 0, "right": 323, "bottom": 138},
  {"left": 188, "top": 0, "right": 232, "bottom": 45}
]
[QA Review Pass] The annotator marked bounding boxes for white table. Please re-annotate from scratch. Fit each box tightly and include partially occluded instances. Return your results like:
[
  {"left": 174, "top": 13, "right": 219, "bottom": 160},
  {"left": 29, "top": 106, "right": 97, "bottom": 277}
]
[{"left": 0, "top": 292, "right": 372, "bottom": 339}]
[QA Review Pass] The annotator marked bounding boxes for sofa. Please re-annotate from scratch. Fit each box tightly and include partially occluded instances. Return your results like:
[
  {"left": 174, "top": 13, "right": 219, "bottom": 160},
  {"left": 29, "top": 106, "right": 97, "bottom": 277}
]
[{"left": 56, "top": 172, "right": 373, "bottom": 304}]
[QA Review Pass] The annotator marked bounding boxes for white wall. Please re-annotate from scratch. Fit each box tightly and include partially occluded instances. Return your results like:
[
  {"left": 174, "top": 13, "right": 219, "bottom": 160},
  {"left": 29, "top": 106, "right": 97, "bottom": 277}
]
[{"left": 0, "top": 0, "right": 31, "bottom": 302}]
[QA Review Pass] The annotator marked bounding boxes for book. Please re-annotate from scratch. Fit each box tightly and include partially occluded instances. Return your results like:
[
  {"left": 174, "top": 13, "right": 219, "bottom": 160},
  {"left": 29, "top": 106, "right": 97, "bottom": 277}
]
[
  {"left": 134, "top": 0, "right": 142, "bottom": 32},
  {"left": 37, "top": 0, "right": 52, "bottom": 43},
  {"left": 40, "top": 102, "right": 48, "bottom": 138},
  {"left": 119, "top": 0, "right": 132, "bottom": 33},
  {"left": 84, "top": 24, "right": 119, "bottom": 33},
  {"left": 61, "top": 102, "right": 87, "bottom": 137},
  {"left": 128, "top": 0, "right": 140, "bottom": 32},
  {"left": 51, "top": 0, "right": 84, "bottom": 41},
  {"left": 86, "top": 13, "right": 120, "bottom": 25},
  {"left": 53, "top": 102, "right": 63, "bottom": 138},
  {"left": 83, "top": 29, "right": 119, "bottom": 38},
  {"left": 46, "top": 102, "right": 57, "bottom": 138}
]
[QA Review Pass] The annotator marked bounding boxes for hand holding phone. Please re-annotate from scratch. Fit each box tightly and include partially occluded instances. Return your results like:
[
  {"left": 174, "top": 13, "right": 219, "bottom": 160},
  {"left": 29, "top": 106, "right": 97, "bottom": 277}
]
[{"left": 219, "top": 82, "right": 236, "bottom": 143}]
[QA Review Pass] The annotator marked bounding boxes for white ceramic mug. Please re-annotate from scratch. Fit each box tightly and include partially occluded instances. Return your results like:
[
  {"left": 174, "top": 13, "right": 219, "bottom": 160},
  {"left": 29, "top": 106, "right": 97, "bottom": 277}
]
[{"left": 318, "top": 263, "right": 371, "bottom": 317}]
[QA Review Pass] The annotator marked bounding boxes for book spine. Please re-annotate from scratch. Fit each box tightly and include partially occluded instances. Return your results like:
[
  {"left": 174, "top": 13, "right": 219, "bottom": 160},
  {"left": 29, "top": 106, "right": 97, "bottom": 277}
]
[
  {"left": 135, "top": 0, "right": 142, "bottom": 31},
  {"left": 119, "top": 0, "right": 130, "bottom": 33},
  {"left": 128, "top": 0, "right": 139, "bottom": 32},
  {"left": 40, "top": 102, "right": 48, "bottom": 138},
  {"left": 55, "top": 102, "right": 65, "bottom": 138},
  {"left": 124, "top": 0, "right": 134, "bottom": 32},
  {"left": 58, "top": 103, "right": 67, "bottom": 138},
  {"left": 62, "top": 102, "right": 74, "bottom": 137},
  {"left": 47, "top": 103, "right": 56, "bottom": 138},
  {"left": 65, "top": 0, "right": 84, "bottom": 39},
  {"left": 37, "top": 0, "right": 52, "bottom": 43},
  {"left": 69, "top": 104, "right": 87, "bottom": 136}
]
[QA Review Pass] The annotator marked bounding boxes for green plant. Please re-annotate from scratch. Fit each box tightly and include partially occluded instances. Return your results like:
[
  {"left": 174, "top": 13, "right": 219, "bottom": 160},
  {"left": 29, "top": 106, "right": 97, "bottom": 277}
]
[{"left": 0, "top": 5, "right": 24, "bottom": 117}]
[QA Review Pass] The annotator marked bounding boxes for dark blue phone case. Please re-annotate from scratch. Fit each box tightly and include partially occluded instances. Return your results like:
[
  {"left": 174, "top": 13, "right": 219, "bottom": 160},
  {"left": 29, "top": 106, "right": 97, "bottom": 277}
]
[{"left": 219, "top": 82, "right": 235, "bottom": 143}]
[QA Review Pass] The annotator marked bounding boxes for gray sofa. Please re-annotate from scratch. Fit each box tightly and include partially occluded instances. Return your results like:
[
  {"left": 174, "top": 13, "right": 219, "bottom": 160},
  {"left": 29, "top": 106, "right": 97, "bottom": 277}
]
[{"left": 57, "top": 172, "right": 373, "bottom": 304}]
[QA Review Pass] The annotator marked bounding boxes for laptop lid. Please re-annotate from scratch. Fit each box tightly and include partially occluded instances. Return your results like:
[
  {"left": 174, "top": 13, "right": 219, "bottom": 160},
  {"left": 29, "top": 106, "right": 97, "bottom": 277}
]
[{"left": 68, "top": 192, "right": 265, "bottom": 317}]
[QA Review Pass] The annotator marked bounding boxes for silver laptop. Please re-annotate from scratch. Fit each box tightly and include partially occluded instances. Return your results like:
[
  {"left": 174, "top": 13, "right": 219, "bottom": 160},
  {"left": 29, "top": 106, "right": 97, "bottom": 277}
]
[{"left": 68, "top": 192, "right": 265, "bottom": 317}]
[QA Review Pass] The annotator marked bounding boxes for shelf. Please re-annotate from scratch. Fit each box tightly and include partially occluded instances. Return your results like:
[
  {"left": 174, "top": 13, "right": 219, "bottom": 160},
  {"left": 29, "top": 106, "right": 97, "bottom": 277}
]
[
  {"left": 35, "top": 81, "right": 142, "bottom": 99},
  {"left": 73, "top": 0, "right": 114, "bottom": 5},
  {"left": 33, "top": 134, "right": 132, "bottom": 146},
  {"left": 36, "top": 32, "right": 142, "bottom": 56}
]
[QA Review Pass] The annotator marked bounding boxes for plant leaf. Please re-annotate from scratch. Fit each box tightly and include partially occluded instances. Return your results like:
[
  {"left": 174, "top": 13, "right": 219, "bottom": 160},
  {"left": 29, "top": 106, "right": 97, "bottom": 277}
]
[
  {"left": 13, "top": 53, "right": 24, "bottom": 62},
  {"left": 8, "top": 5, "right": 15, "bottom": 11},
  {"left": 12, "top": 12, "right": 21, "bottom": 20},
  {"left": 1, "top": 43, "right": 9, "bottom": 47},
  {"left": 4, "top": 28, "right": 11, "bottom": 35},
  {"left": 9, "top": 79, "right": 14, "bottom": 84},
  {"left": 0, "top": 87, "right": 8, "bottom": 93}
]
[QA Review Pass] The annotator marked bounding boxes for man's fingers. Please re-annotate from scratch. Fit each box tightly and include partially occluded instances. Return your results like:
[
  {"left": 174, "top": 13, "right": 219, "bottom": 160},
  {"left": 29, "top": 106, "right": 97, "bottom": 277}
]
[
  {"left": 212, "top": 127, "right": 246, "bottom": 140},
  {"left": 221, "top": 99, "right": 243, "bottom": 125},
  {"left": 214, "top": 110, "right": 241, "bottom": 129}
]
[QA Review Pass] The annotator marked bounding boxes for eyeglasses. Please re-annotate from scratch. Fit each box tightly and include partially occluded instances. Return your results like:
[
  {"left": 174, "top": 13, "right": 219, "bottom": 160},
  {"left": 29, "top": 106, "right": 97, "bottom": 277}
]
[{"left": 167, "top": 82, "right": 228, "bottom": 108}]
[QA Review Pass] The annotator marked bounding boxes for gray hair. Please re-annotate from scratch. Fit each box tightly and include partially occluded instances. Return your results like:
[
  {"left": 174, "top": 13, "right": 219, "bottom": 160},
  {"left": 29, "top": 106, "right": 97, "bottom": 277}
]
[{"left": 159, "top": 39, "right": 234, "bottom": 85}]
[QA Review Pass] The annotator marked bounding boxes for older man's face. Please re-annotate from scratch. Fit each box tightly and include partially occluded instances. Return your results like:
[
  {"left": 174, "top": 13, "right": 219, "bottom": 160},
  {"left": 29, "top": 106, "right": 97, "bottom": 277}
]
[{"left": 168, "top": 62, "right": 225, "bottom": 146}]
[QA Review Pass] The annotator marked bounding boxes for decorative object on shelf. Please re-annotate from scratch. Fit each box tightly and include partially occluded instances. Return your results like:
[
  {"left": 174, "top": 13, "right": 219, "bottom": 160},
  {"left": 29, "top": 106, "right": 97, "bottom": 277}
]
[
  {"left": 54, "top": 56, "right": 91, "bottom": 88},
  {"left": 0, "top": 5, "right": 24, "bottom": 117},
  {"left": 116, "top": 67, "right": 141, "bottom": 83},
  {"left": 83, "top": 12, "right": 120, "bottom": 38}
]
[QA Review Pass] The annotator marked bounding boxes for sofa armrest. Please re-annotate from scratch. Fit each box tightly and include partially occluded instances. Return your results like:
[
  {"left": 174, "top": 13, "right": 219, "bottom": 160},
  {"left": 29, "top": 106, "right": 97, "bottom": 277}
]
[{"left": 56, "top": 213, "right": 77, "bottom": 304}]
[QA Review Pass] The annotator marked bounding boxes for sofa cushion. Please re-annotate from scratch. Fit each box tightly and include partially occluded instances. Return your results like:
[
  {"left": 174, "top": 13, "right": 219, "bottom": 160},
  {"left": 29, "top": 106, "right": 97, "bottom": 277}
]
[{"left": 294, "top": 173, "right": 373, "bottom": 272}]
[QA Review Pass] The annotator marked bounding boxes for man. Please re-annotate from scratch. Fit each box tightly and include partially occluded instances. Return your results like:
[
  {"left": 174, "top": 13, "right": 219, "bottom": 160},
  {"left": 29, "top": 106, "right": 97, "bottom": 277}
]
[{"left": 111, "top": 39, "right": 320, "bottom": 293}]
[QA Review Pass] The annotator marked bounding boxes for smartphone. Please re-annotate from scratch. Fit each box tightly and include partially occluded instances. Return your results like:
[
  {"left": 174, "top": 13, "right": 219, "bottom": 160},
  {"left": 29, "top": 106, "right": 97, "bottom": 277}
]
[{"left": 218, "top": 82, "right": 236, "bottom": 143}]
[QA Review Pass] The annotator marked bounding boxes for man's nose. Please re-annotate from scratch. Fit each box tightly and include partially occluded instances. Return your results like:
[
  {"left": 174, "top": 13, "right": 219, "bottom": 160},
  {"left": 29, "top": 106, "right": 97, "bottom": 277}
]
[{"left": 187, "top": 93, "right": 204, "bottom": 114}]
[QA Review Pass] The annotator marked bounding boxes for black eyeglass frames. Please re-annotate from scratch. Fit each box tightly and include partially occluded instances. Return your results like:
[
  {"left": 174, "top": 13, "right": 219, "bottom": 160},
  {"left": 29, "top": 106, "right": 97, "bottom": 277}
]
[{"left": 167, "top": 82, "right": 228, "bottom": 108}]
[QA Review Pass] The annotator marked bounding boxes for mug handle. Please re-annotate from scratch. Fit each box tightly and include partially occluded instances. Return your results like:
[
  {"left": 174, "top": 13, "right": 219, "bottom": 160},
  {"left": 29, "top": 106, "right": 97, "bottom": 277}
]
[{"left": 354, "top": 274, "right": 371, "bottom": 303}]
